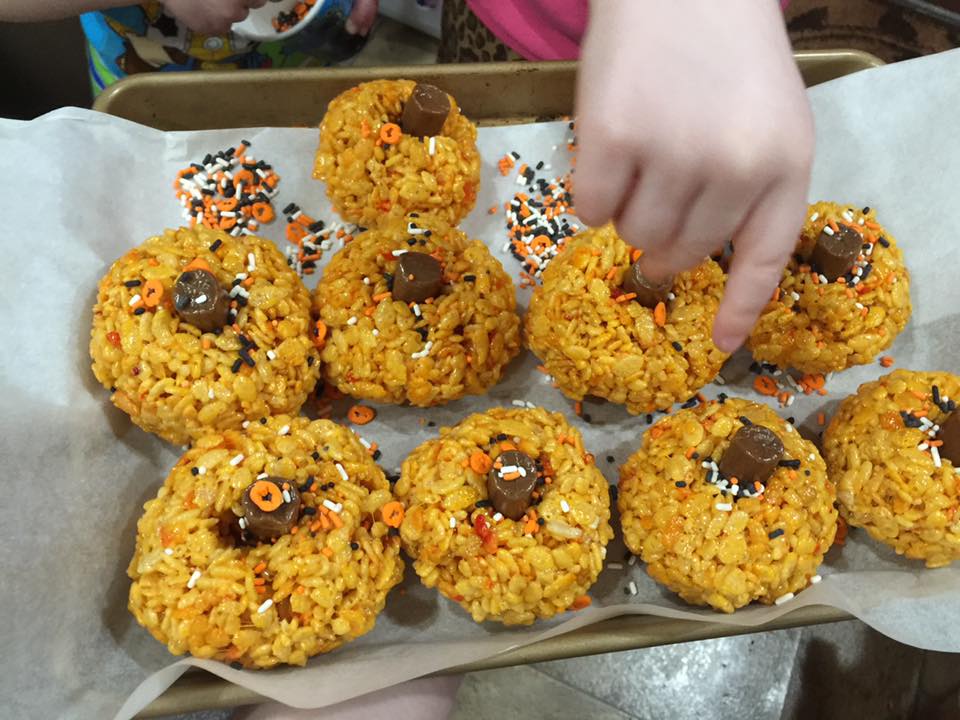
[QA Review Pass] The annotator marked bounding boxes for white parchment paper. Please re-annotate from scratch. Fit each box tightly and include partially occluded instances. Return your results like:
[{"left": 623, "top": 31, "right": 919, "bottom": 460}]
[{"left": 4, "top": 49, "right": 960, "bottom": 720}]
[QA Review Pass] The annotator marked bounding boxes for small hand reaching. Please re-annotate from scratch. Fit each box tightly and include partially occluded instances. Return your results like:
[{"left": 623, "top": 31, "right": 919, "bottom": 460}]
[{"left": 575, "top": 0, "right": 814, "bottom": 353}]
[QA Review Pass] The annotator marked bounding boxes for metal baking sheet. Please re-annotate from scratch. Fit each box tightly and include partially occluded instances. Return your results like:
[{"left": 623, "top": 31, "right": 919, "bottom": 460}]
[{"left": 93, "top": 52, "right": 882, "bottom": 718}]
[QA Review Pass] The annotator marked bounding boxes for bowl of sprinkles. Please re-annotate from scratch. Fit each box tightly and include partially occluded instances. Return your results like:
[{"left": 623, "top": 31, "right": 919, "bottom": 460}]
[{"left": 233, "top": 0, "right": 353, "bottom": 42}]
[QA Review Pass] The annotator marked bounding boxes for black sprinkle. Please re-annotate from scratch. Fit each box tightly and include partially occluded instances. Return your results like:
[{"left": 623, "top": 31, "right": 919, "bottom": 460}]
[
  {"left": 862, "top": 206, "right": 871, "bottom": 214},
  {"left": 230, "top": 662, "right": 243, "bottom": 670},
  {"left": 463, "top": 274, "right": 477, "bottom": 282},
  {"left": 608, "top": 485, "right": 618, "bottom": 502},
  {"left": 427, "top": 421, "right": 436, "bottom": 427},
  {"left": 537, "top": 517, "right": 546, "bottom": 525},
  {"left": 787, "top": 417, "right": 796, "bottom": 425},
  {"left": 124, "top": 279, "right": 141, "bottom": 288},
  {"left": 804, "top": 470, "right": 811, "bottom": 476},
  {"left": 606, "top": 455, "right": 615, "bottom": 463},
  {"left": 191, "top": 467, "right": 199, "bottom": 476},
  {"left": 209, "top": 239, "right": 223, "bottom": 252},
  {"left": 933, "top": 385, "right": 941, "bottom": 405},
  {"left": 133, "top": 307, "right": 146, "bottom": 316},
  {"left": 768, "top": 529, "right": 785, "bottom": 539},
  {"left": 739, "top": 416, "right": 752, "bottom": 426},
  {"left": 475, "top": 499, "right": 493, "bottom": 508},
  {"left": 231, "top": 358, "right": 243, "bottom": 373},
  {"left": 778, "top": 459, "right": 802, "bottom": 469},
  {"left": 680, "top": 398, "right": 698, "bottom": 409},
  {"left": 282, "top": 202, "right": 297, "bottom": 214},
  {"left": 259, "top": 417, "right": 268, "bottom": 425},
  {"left": 239, "top": 349, "right": 255, "bottom": 367},
  {"left": 407, "top": 239, "right": 417, "bottom": 246},
  {"left": 671, "top": 341, "right": 683, "bottom": 352},
  {"left": 415, "top": 326, "right": 429, "bottom": 341},
  {"left": 749, "top": 361, "right": 761, "bottom": 373},
  {"left": 675, "top": 481, "right": 687, "bottom": 488},
  {"left": 878, "top": 236, "right": 890, "bottom": 248},
  {"left": 645, "top": 414, "right": 653, "bottom": 424},
  {"left": 373, "top": 449, "right": 382, "bottom": 461},
  {"left": 496, "top": 433, "right": 509, "bottom": 442},
  {"left": 307, "top": 356, "right": 315, "bottom": 367},
  {"left": 718, "top": 393, "right": 728, "bottom": 404},
  {"left": 901, "top": 411, "right": 923, "bottom": 429},
  {"left": 302, "top": 507, "right": 317, "bottom": 515},
  {"left": 949, "top": 400, "right": 957, "bottom": 412},
  {"left": 389, "top": 527, "right": 400, "bottom": 537},
  {"left": 409, "top": 212, "right": 419, "bottom": 218},
  {"left": 110, "top": 386, "right": 116, "bottom": 393},
  {"left": 350, "top": 542, "right": 360, "bottom": 550},
  {"left": 583, "top": 414, "right": 592, "bottom": 423},
  {"left": 510, "top": 151, "right": 520, "bottom": 159},
  {"left": 308, "top": 220, "right": 325, "bottom": 233},
  {"left": 691, "top": 452, "right": 699, "bottom": 460}
]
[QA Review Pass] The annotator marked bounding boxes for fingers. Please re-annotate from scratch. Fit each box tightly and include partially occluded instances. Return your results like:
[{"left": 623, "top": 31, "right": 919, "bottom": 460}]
[
  {"left": 616, "top": 164, "right": 702, "bottom": 281},
  {"left": 712, "top": 182, "right": 809, "bottom": 353},
  {"left": 346, "top": 0, "right": 379, "bottom": 36},
  {"left": 247, "top": 0, "right": 269, "bottom": 9}
]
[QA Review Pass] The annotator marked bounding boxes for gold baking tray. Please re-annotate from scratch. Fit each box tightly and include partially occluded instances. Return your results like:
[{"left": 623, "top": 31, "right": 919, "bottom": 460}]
[
  {"left": 95, "top": 50, "right": 883, "bottom": 131},
  {"left": 99, "top": 50, "right": 882, "bottom": 717}
]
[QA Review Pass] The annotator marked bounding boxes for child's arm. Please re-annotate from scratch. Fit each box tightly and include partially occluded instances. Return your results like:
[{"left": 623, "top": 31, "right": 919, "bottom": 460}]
[
  {"left": 575, "top": 0, "right": 813, "bottom": 352},
  {"left": 0, "top": 0, "right": 267, "bottom": 34}
]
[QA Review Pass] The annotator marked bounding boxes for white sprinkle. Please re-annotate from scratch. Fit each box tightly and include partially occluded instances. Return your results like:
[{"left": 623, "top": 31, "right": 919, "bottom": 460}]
[
  {"left": 811, "top": 574, "right": 822, "bottom": 585},
  {"left": 219, "top": 211, "right": 236, "bottom": 218},
  {"left": 560, "top": 499, "right": 571, "bottom": 513},
  {"left": 855, "top": 302, "right": 864, "bottom": 310},
  {"left": 918, "top": 442, "right": 929, "bottom": 452},
  {"left": 774, "top": 592, "right": 795, "bottom": 606},
  {"left": 242, "top": 421, "right": 250, "bottom": 429},
  {"left": 502, "top": 242, "right": 511, "bottom": 253},
  {"left": 411, "top": 341, "right": 433, "bottom": 359},
  {"left": 282, "top": 489, "right": 292, "bottom": 503},
  {"left": 197, "top": 466, "right": 206, "bottom": 475},
  {"left": 730, "top": 485, "right": 740, "bottom": 496},
  {"left": 335, "top": 463, "right": 349, "bottom": 481},
  {"left": 187, "top": 570, "right": 202, "bottom": 589},
  {"left": 323, "top": 498, "right": 343, "bottom": 513},
  {"left": 607, "top": 562, "right": 623, "bottom": 570},
  {"left": 932, "top": 445, "right": 943, "bottom": 468},
  {"left": 428, "top": 136, "right": 436, "bottom": 155},
  {"left": 791, "top": 291, "right": 801, "bottom": 302},
  {"left": 786, "top": 395, "right": 796, "bottom": 408},
  {"left": 347, "top": 316, "right": 358, "bottom": 326},
  {"left": 359, "top": 437, "right": 372, "bottom": 449},
  {"left": 257, "top": 472, "right": 268, "bottom": 479},
  {"left": 208, "top": 388, "right": 215, "bottom": 399},
  {"left": 843, "top": 210, "right": 855, "bottom": 223},
  {"left": 713, "top": 374, "right": 727, "bottom": 386},
  {"left": 808, "top": 453, "right": 816, "bottom": 461},
  {"left": 278, "top": 425, "right": 290, "bottom": 436},
  {"left": 818, "top": 274, "right": 829, "bottom": 285},
  {"left": 372, "top": 329, "right": 379, "bottom": 337},
  {"left": 823, "top": 225, "right": 835, "bottom": 236},
  {"left": 392, "top": 249, "right": 409, "bottom": 257},
  {"left": 667, "top": 292, "right": 676, "bottom": 301},
  {"left": 128, "top": 294, "right": 142, "bottom": 307},
  {"left": 627, "top": 581, "right": 638, "bottom": 596},
  {"left": 413, "top": 304, "right": 422, "bottom": 318},
  {"left": 627, "top": 554, "right": 637, "bottom": 566},
  {"left": 362, "top": 277, "right": 371, "bottom": 285},
  {"left": 809, "top": 212, "right": 820, "bottom": 222},
  {"left": 238, "top": 517, "right": 247, "bottom": 529},
  {"left": 449, "top": 516, "right": 457, "bottom": 529},
  {"left": 164, "top": 547, "right": 174, "bottom": 556},
  {"left": 257, "top": 599, "right": 273, "bottom": 614},
  {"left": 715, "top": 503, "right": 733, "bottom": 512},
  {"left": 266, "top": 350, "right": 276, "bottom": 361},
  {"left": 230, "top": 453, "right": 244, "bottom": 466},
  {"left": 512, "top": 399, "right": 527, "bottom": 407},
  {"left": 493, "top": 512, "right": 504, "bottom": 522}
]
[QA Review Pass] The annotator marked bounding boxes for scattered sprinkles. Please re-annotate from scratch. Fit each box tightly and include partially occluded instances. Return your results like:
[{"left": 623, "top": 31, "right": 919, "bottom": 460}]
[{"left": 173, "top": 141, "right": 279, "bottom": 237}]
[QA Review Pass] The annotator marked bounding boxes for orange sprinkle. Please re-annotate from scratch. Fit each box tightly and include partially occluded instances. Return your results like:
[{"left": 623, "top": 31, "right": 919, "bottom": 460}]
[
  {"left": 256, "top": 586, "right": 267, "bottom": 594},
  {"left": 835, "top": 516, "right": 848, "bottom": 546},
  {"left": 605, "top": 267, "right": 618, "bottom": 281},
  {"left": 631, "top": 248, "right": 643, "bottom": 262},
  {"left": 570, "top": 595, "right": 592, "bottom": 610},
  {"left": 321, "top": 547, "right": 333, "bottom": 558},
  {"left": 865, "top": 220, "right": 882, "bottom": 230},
  {"left": 253, "top": 578, "right": 266, "bottom": 586},
  {"left": 360, "top": 119, "right": 371, "bottom": 138},
  {"left": 616, "top": 292, "right": 637, "bottom": 303},
  {"left": 347, "top": 404, "right": 376, "bottom": 425},
  {"left": 312, "top": 320, "right": 327, "bottom": 350},
  {"left": 817, "top": 412, "right": 826, "bottom": 426},
  {"left": 684, "top": 447, "right": 696, "bottom": 459},
  {"left": 372, "top": 291, "right": 392, "bottom": 302},
  {"left": 650, "top": 426, "right": 666, "bottom": 440},
  {"left": 575, "top": 400, "right": 583, "bottom": 416},
  {"left": 379, "top": 123, "right": 402, "bottom": 144},
  {"left": 653, "top": 301, "right": 667, "bottom": 327},
  {"left": 910, "top": 390, "right": 928, "bottom": 401},
  {"left": 381, "top": 501, "right": 405, "bottom": 528},
  {"left": 249, "top": 480, "right": 283, "bottom": 512},
  {"left": 753, "top": 375, "right": 779, "bottom": 397},
  {"left": 469, "top": 451, "right": 493, "bottom": 474},
  {"left": 880, "top": 356, "right": 895, "bottom": 368},
  {"left": 142, "top": 279, "right": 164, "bottom": 308},
  {"left": 930, "top": 440, "right": 944, "bottom": 447},
  {"left": 310, "top": 520, "right": 322, "bottom": 533},
  {"left": 253, "top": 562, "right": 267, "bottom": 574}
]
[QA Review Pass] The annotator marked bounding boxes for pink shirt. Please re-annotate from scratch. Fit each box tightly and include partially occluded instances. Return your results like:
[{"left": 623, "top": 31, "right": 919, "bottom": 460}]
[{"left": 467, "top": 0, "right": 790, "bottom": 61}]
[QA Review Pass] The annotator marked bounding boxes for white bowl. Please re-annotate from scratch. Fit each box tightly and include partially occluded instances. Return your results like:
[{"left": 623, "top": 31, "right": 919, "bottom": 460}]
[{"left": 233, "top": 0, "right": 338, "bottom": 42}]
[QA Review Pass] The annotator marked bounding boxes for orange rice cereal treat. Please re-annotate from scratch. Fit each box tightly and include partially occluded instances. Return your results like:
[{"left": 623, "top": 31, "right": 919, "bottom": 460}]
[
  {"left": 748, "top": 202, "right": 911, "bottom": 374},
  {"left": 314, "top": 79, "right": 481, "bottom": 226},
  {"left": 619, "top": 398, "right": 837, "bottom": 613},
  {"left": 824, "top": 370, "right": 960, "bottom": 568},
  {"left": 395, "top": 407, "right": 613, "bottom": 624},
  {"left": 313, "top": 213, "right": 521, "bottom": 406},
  {"left": 128, "top": 415, "right": 403, "bottom": 668},
  {"left": 89, "top": 227, "right": 319, "bottom": 445},
  {"left": 526, "top": 224, "right": 728, "bottom": 414}
]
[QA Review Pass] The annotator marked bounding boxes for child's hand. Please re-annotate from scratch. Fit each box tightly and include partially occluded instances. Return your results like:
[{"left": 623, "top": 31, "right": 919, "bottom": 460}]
[
  {"left": 575, "top": 0, "right": 814, "bottom": 352},
  {"left": 163, "top": 0, "right": 268, "bottom": 35}
]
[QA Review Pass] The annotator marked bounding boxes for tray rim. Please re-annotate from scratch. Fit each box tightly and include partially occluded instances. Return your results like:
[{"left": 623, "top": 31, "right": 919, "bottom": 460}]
[{"left": 110, "top": 49, "right": 882, "bottom": 717}]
